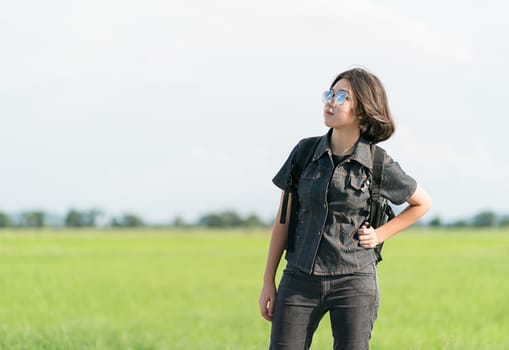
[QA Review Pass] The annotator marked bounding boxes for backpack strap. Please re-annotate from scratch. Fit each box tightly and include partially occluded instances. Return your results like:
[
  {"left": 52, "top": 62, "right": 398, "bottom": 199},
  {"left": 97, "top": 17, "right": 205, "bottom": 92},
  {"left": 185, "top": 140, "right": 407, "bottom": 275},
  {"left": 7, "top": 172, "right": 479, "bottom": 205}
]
[
  {"left": 370, "top": 145, "right": 399, "bottom": 263},
  {"left": 371, "top": 146, "right": 396, "bottom": 222},
  {"left": 280, "top": 192, "right": 291, "bottom": 224},
  {"left": 279, "top": 137, "right": 320, "bottom": 224},
  {"left": 371, "top": 145, "right": 384, "bottom": 200}
]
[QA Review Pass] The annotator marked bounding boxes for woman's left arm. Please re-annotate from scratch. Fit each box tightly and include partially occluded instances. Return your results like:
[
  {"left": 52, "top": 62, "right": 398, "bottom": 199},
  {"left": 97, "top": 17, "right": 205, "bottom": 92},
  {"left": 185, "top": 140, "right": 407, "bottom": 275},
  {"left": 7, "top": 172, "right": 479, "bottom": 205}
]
[{"left": 358, "top": 184, "right": 432, "bottom": 248}]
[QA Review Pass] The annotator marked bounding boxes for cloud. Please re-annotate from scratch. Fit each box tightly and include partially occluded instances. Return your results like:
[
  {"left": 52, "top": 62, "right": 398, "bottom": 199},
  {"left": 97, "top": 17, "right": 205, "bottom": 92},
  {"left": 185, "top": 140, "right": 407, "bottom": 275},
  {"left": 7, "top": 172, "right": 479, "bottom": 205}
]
[
  {"left": 159, "top": 0, "right": 478, "bottom": 65},
  {"left": 386, "top": 126, "right": 508, "bottom": 181},
  {"left": 0, "top": 0, "right": 481, "bottom": 90}
]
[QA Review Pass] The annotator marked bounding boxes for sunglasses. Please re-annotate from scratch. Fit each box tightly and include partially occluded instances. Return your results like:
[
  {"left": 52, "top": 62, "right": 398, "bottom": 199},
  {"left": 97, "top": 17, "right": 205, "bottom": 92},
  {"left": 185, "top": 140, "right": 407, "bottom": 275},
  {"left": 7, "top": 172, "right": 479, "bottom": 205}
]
[{"left": 322, "top": 90, "right": 348, "bottom": 105}]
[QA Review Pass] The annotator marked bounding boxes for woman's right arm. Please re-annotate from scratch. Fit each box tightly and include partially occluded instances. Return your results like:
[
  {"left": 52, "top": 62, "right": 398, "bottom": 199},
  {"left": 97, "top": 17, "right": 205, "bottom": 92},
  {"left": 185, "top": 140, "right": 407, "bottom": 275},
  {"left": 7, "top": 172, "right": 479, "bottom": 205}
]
[{"left": 258, "top": 191, "right": 292, "bottom": 322}]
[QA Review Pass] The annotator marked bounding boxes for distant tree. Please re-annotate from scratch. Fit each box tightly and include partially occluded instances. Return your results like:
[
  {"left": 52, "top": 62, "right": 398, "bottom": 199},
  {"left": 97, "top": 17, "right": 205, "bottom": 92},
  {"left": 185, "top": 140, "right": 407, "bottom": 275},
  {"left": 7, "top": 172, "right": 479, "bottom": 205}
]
[
  {"left": 172, "top": 215, "right": 188, "bottom": 228},
  {"left": 83, "top": 209, "right": 102, "bottom": 227},
  {"left": 198, "top": 213, "right": 223, "bottom": 227},
  {"left": 65, "top": 208, "right": 102, "bottom": 227},
  {"left": 20, "top": 211, "right": 45, "bottom": 228},
  {"left": 472, "top": 210, "right": 497, "bottom": 227},
  {"left": 120, "top": 214, "right": 144, "bottom": 228},
  {"left": 219, "top": 210, "right": 242, "bottom": 227},
  {"left": 242, "top": 213, "right": 267, "bottom": 228},
  {"left": 199, "top": 210, "right": 243, "bottom": 228},
  {"left": 110, "top": 217, "right": 122, "bottom": 227},
  {"left": 499, "top": 217, "right": 509, "bottom": 228},
  {"left": 65, "top": 209, "right": 83, "bottom": 227},
  {"left": 429, "top": 217, "right": 442, "bottom": 227},
  {"left": 451, "top": 220, "right": 468, "bottom": 228},
  {"left": 0, "top": 212, "right": 11, "bottom": 228}
]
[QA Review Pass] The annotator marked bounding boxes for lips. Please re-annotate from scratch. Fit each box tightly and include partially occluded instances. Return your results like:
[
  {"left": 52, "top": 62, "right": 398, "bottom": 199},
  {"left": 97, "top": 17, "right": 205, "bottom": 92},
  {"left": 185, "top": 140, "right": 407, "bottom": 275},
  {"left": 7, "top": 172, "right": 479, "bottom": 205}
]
[{"left": 325, "top": 109, "right": 334, "bottom": 116}]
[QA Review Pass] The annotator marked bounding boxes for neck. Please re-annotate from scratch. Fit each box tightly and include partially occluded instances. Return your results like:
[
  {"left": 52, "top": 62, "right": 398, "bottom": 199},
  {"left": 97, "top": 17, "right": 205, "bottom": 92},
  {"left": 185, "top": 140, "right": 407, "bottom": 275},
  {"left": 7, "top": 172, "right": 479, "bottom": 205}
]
[{"left": 330, "top": 127, "right": 361, "bottom": 155}]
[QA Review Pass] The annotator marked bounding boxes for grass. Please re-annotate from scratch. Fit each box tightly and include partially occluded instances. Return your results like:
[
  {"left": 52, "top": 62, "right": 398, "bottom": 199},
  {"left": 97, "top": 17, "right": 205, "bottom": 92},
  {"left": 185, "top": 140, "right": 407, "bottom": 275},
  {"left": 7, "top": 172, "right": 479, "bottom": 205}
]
[{"left": 0, "top": 228, "right": 508, "bottom": 349}]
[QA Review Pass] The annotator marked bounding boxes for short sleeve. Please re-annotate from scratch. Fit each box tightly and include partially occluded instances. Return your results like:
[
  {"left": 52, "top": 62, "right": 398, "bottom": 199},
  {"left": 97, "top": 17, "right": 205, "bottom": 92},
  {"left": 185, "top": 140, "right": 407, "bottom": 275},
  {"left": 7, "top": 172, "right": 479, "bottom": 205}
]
[
  {"left": 379, "top": 154, "right": 417, "bottom": 205},
  {"left": 272, "top": 141, "right": 301, "bottom": 193}
]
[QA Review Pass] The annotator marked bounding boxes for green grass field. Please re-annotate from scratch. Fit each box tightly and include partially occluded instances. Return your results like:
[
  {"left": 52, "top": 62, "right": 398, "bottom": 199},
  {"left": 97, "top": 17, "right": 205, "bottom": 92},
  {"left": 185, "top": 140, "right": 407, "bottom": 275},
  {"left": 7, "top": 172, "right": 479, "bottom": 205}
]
[{"left": 0, "top": 228, "right": 508, "bottom": 349}]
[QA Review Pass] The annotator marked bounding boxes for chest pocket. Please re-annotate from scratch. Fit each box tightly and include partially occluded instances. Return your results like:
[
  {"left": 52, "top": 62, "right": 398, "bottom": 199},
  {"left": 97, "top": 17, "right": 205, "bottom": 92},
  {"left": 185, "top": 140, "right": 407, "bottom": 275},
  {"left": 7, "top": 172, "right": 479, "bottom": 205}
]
[
  {"left": 298, "top": 161, "right": 325, "bottom": 210},
  {"left": 346, "top": 171, "right": 371, "bottom": 208}
]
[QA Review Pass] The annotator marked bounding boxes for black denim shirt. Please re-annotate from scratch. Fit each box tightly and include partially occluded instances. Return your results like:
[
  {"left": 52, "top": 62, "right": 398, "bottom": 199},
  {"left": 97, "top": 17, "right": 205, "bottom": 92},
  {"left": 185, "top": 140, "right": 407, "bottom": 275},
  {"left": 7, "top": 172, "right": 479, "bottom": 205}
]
[{"left": 273, "top": 129, "right": 417, "bottom": 275}]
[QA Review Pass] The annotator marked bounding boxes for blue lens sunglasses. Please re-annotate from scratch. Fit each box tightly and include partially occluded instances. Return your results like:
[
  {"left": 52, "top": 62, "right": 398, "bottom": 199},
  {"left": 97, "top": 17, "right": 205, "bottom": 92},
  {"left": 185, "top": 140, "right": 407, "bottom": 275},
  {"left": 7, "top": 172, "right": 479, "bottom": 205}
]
[{"left": 322, "top": 90, "right": 348, "bottom": 105}]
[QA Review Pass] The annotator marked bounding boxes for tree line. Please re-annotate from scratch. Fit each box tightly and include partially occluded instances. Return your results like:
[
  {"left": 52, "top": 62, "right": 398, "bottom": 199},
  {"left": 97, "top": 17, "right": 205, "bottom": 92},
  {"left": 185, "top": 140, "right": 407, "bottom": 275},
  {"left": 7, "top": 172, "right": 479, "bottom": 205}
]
[
  {"left": 0, "top": 208, "right": 508, "bottom": 230},
  {"left": 0, "top": 209, "right": 270, "bottom": 229},
  {"left": 426, "top": 210, "right": 509, "bottom": 228}
]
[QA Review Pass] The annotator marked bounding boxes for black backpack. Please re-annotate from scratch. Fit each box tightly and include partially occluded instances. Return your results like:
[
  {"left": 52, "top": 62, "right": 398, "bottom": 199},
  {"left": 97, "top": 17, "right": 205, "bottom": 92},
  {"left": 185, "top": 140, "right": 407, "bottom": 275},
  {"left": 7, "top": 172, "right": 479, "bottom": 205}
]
[{"left": 279, "top": 137, "right": 395, "bottom": 262}]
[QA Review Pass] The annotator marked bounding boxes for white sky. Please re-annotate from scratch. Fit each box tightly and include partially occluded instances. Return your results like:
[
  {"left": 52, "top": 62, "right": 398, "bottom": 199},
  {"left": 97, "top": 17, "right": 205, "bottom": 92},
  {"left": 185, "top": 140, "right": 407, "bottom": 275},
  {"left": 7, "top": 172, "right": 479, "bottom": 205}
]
[{"left": 1, "top": 0, "right": 508, "bottom": 223}]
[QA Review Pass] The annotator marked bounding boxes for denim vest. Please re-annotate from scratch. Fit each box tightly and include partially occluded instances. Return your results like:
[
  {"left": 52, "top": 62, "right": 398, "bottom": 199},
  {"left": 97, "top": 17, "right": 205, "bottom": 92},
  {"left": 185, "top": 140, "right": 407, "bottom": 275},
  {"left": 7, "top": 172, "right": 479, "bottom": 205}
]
[{"left": 273, "top": 129, "right": 417, "bottom": 275}]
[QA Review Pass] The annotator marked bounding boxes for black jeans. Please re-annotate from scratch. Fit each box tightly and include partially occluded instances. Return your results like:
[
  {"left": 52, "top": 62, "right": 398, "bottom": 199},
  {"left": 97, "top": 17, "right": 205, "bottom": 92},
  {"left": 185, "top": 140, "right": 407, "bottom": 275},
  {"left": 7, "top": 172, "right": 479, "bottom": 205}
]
[{"left": 269, "top": 263, "right": 379, "bottom": 350}]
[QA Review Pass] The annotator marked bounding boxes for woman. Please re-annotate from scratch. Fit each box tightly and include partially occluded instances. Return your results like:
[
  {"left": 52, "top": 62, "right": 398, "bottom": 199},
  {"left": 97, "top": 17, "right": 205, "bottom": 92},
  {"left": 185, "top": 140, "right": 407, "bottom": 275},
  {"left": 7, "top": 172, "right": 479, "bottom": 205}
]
[{"left": 259, "top": 68, "right": 432, "bottom": 350}]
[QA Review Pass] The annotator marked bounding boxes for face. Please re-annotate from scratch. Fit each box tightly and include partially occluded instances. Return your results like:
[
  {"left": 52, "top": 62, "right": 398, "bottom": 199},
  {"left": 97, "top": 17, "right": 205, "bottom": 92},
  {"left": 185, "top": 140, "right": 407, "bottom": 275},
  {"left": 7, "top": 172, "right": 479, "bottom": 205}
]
[{"left": 323, "top": 79, "right": 359, "bottom": 130}]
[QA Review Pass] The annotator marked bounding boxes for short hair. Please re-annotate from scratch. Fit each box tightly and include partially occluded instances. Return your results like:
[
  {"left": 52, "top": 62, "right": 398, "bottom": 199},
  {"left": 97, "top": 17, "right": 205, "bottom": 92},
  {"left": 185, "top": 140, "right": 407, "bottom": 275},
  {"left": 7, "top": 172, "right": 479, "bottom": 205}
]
[{"left": 330, "top": 68, "right": 395, "bottom": 143}]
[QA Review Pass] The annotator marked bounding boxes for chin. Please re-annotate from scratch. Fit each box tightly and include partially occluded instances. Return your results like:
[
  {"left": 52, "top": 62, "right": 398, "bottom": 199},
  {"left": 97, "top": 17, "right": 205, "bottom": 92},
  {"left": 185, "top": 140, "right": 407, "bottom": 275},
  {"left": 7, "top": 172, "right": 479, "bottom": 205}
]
[{"left": 323, "top": 117, "right": 335, "bottom": 128}]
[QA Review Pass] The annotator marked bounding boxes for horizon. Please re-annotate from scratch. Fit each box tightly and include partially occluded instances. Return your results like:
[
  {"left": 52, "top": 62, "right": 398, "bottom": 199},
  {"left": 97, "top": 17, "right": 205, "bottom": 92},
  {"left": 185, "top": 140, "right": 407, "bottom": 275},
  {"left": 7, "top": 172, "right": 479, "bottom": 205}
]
[{"left": 3, "top": 206, "right": 508, "bottom": 227}]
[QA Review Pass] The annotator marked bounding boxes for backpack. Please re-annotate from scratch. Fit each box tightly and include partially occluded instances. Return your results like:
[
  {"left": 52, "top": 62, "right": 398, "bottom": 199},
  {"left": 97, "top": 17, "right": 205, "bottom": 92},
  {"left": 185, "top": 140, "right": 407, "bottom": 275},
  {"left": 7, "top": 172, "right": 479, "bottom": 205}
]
[{"left": 279, "top": 137, "right": 395, "bottom": 262}]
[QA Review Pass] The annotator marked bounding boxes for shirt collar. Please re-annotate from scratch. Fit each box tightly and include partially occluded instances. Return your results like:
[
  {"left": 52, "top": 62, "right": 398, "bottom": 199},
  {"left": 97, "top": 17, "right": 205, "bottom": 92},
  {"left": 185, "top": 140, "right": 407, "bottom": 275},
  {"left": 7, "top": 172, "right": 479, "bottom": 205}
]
[{"left": 312, "top": 128, "right": 374, "bottom": 169}]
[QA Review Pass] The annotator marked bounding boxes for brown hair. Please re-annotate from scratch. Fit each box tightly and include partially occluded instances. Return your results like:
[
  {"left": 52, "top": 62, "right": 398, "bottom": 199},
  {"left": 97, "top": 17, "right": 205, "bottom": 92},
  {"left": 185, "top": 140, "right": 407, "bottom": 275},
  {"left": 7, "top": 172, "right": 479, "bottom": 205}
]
[{"left": 330, "top": 68, "right": 395, "bottom": 143}]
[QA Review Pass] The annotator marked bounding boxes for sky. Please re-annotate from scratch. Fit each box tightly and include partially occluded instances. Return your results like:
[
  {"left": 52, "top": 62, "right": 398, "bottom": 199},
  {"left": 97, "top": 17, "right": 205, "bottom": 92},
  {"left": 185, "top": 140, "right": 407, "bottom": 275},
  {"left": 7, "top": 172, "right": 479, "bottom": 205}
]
[{"left": 1, "top": 0, "right": 508, "bottom": 224}]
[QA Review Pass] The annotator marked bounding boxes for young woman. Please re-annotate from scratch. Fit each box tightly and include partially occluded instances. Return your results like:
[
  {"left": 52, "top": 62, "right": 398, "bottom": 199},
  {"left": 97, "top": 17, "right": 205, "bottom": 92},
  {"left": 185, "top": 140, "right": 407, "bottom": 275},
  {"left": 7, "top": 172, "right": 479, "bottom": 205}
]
[{"left": 259, "top": 68, "right": 432, "bottom": 350}]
